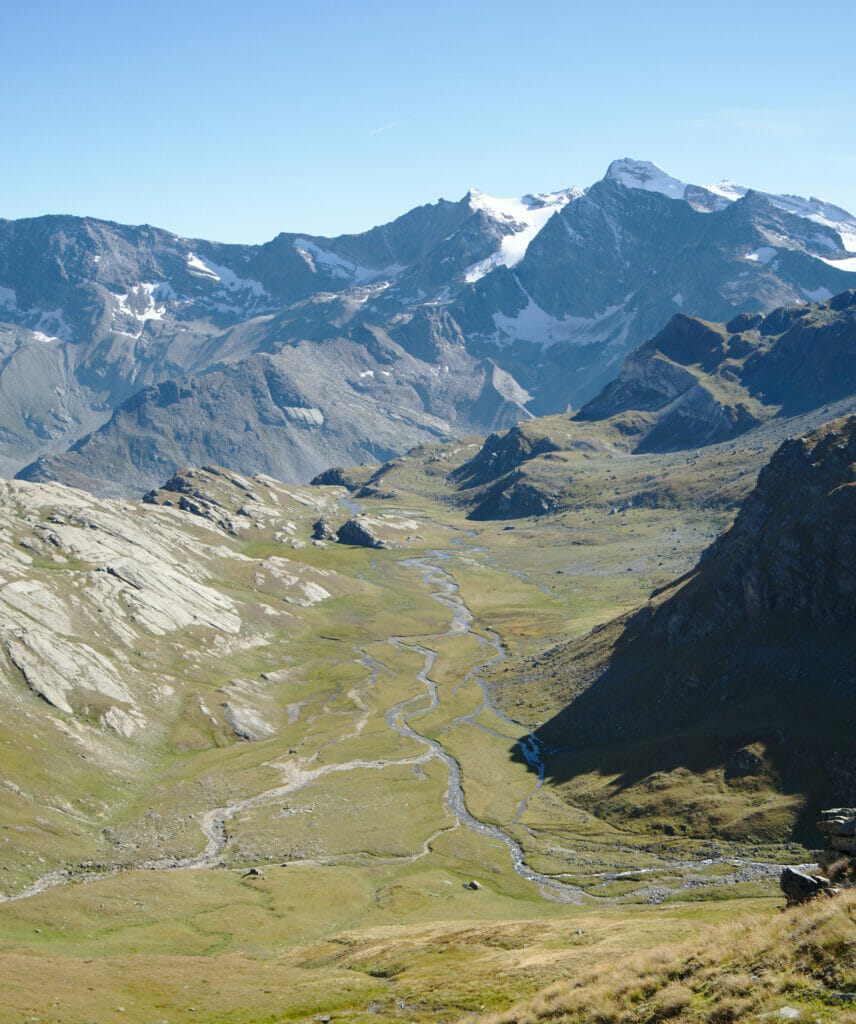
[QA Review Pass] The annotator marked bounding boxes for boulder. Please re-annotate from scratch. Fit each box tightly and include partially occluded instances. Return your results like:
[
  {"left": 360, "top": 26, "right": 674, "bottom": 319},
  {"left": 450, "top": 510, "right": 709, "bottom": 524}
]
[
  {"left": 779, "top": 866, "right": 832, "bottom": 906},
  {"left": 335, "top": 518, "right": 388, "bottom": 550},
  {"left": 312, "top": 517, "right": 337, "bottom": 541}
]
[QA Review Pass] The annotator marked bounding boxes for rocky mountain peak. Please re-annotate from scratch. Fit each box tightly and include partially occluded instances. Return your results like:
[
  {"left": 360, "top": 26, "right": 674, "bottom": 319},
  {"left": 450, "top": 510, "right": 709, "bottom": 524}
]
[{"left": 604, "top": 158, "right": 688, "bottom": 200}]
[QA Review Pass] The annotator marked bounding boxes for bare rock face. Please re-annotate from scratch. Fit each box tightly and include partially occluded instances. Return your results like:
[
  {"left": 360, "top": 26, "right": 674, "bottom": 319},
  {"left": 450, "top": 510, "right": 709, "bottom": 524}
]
[
  {"left": 0, "top": 468, "right": 346, "bottom": 746},
  {"left": 576, "top": 292, "right": 856, "bottom": 454},
  {"left": 451, "top": 425, "right": 560, "bottom": 491},
  {"left": 654, "top": 414, "right": 856, "bottom": 641},
  {"left": 310, "top": 465, "right": 380, "bottom": 490},
  {"left": 468, "top": 473, "right": 558, "bottom": 521},
  {"left": 524, "top": 415, "right": 856, "bottom": 843}
]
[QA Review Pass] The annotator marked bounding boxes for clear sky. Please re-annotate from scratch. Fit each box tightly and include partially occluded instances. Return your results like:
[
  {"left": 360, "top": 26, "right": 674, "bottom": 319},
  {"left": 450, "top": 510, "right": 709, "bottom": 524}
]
[{"left": 2, "top": 0, "right": 855, "bottom": 242}]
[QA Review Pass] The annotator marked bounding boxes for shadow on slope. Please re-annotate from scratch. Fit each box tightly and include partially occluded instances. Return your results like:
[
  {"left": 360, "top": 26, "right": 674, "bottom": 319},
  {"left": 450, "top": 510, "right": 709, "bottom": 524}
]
[{"left": 511, "top": 415, "right": 856, "bottom": 843}]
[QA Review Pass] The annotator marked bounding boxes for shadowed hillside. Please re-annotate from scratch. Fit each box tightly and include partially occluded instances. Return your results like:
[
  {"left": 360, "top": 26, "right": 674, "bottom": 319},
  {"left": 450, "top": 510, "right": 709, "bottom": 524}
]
[{"left": 513, "top": 416, "right": 856, "bottom": 843}]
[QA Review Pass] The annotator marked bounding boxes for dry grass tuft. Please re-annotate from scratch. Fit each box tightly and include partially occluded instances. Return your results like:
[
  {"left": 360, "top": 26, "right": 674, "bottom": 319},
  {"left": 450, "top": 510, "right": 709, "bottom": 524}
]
[{"left": 467, "top": 889, "right": 856, "bottom": 1024}]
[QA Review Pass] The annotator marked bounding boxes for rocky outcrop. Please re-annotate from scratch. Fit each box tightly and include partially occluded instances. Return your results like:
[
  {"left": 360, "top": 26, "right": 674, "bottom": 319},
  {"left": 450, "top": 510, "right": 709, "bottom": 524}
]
[
  {"left": 312, "top": 517, "right": 337, "bottom": 541},
  {"left": 336, "top": 517, "right": 389, "bottom": 549},
  {"left": 467, "top": 473, "right": 558, "bottom": 521},
  {"left": 524, "top": 415, "right": 856, "bottom": 841},
  {"left": 452, "top": 425, "right": 560, "bottom": 490},
  {"left": 818, "top": 808, "right": 856, "bottom": 877},
  {"left": 779, "top": 807, "right": 856, "bottom": 903},
  {"left": 310, "top": 465, "right": 380, "bottom": 490}
]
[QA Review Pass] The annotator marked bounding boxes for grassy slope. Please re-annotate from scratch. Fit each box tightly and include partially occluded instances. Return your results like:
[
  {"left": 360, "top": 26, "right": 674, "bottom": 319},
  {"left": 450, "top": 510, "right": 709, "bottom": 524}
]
[{"left": 470, "top": 889, "right": 856, "bottom": 1024}]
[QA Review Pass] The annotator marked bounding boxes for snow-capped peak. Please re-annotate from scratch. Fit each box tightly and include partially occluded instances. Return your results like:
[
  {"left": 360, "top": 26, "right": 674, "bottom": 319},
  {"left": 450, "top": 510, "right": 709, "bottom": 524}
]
[
  {"left": 463, "top": 187, "right": 580, "bottom": 283},
  {"left": 703, "top": 181, "right": 856, "bottom": 253},
  {"left": 605, "top": 158, "right": 688, "bottom": 201}
]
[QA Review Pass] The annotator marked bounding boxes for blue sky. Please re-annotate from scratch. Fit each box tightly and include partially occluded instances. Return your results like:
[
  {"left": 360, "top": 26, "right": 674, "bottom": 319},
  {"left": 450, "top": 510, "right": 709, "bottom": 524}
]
[{"left": 2, "top": 0, "right": 855, "bottom": 242}]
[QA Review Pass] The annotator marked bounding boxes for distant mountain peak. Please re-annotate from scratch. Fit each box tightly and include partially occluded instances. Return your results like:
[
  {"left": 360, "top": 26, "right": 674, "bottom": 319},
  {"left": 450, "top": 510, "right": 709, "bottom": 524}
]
[{"left": 604, "top": 158, "right": 688, "bottom": 200}]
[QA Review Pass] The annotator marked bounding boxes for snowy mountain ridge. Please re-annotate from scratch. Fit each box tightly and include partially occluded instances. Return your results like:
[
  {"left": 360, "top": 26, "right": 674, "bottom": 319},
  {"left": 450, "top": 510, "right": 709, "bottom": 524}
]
[
  {"left": 607, "top": 158, "right": 856, "bottom": 257},
  {"left": 3, "top": 157, "right": 856, "bottom": 495}
]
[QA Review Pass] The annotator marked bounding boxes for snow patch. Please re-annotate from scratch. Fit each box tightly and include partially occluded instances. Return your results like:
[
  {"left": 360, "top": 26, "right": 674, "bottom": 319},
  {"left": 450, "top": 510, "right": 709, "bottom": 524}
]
[
  {"left": 838, "top": 229, "right": 856, "bottom": 254},
  {"left": 802, "top": 286, "right": 833, "bottom": 302},
  {"left": 705, "top": 181, "right": 856, "bottom": 251},
  {"left": 186, "top": 252, "right": 220, "bottom": 281},
  {"left": 464, "top": 188, "right": 579, "bottom": 282},
  {"left": 113, "top": 282, "right": 165, "bottom": 323},
  {"left": 704, "top": 180, "right": 747, "bottom": 204},
  {"left": 186, "top": 253, "right": 268, "bottom": 297},
  {"left": 744, "top": 247, "right": 777, "bottom": 264},
  {"left": 202, "top": 260, "right": 266, "bottom": 296},
  {"left": 294, "top": 239, "right": 399, "bottom": 286},
  {"left": 33, "top": 310, "right": 72, "bottom": 341},
  {"left": 672, "top": 293, "right": 684, "bottom": 306},
  {"left": 491, "top": 288, "right": 633, "bottom": 350},
  {"left": 815, "top": 254, "right": 856, "bottom": 273},
  {"left": 358, "top": 370, "right": 374, "bottom": 378}
]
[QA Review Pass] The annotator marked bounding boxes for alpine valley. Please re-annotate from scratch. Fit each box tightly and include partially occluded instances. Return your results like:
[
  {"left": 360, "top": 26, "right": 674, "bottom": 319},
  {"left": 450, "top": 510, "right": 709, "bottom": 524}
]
[{"left": 1, "top": 163, "right": 855, "bottom": 1024}]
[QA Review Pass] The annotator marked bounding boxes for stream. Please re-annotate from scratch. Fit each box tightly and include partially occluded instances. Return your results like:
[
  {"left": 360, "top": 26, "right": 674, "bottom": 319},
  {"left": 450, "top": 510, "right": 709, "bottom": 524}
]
[
  {"left": 0, "top": 522, "right": 808, "bottom": 905},
  {"left": 381, "top": 555, "right": 584, "bottom": 902}
]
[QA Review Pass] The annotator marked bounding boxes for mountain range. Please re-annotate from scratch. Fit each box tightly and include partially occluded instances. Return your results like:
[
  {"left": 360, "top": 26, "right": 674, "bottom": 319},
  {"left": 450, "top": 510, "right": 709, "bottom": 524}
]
[
  {"left": 3, "top": 158, "right": 856, "bottom": 495},
  {"left": 327, "top": 288, "right": 856, "bottom": 521}
]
